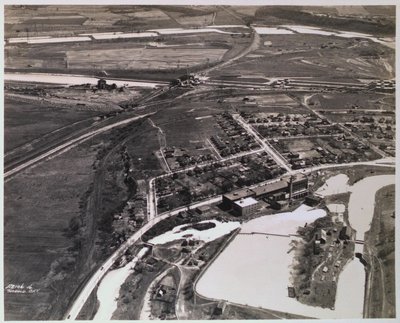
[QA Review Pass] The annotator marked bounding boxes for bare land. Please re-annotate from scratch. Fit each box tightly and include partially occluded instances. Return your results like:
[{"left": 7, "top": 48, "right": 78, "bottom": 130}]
[{"left": 364, "top": 184, "right": 396, "bottom": 318}]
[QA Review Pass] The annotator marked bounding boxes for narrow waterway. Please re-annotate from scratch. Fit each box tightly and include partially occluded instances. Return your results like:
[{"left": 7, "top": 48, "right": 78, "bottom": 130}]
[
  {"left": 348, "top": 175, "right": 395, "bottom": 239},
  {"left": 92, "top": 219, "right": 239, "bottom": 319},
  {"left": 93, "top": 247, "right": 148, "bottom": 321},
  {"left": 148, "top": 219, "right": 240, "bottom": 245},
  {"left": 4, "top": 73, "right": 161, "bottom": 88}
]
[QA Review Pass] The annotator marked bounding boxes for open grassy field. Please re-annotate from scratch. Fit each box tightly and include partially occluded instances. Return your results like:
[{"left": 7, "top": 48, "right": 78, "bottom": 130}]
[
  {"left": 210, "top": 31, "right": 394, "bottom": 81},
  {"left": 307, "top": 92, "right": 395, "bottom": 112},
  {"left": 151, "top": 99, "right": 222, "bottom": 154},
  {"left": 251, "top": 6, "right": 395, "bottom": 36},
  {"left": 4, "top": 112, "right": 167, "bottom": 320},
  {"left": 4, "top": 144, "right": 98, "bottom": 320},
  {"left": 364, "top": 184, "right": 396, "bottom": 318},
  {"left": 124, "top": 120, "right": 165, "bottom": 179},
  {"left": 4, "top": 97, "right": 101, "bottom": 152}
]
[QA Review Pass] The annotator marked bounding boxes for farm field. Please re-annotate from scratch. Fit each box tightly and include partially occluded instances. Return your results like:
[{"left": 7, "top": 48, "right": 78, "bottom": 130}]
[
  {"left": 5, "top": 31, "right": 246, "bottom": 75},
  {"left": 66, "top": 47, "right": 227, "bottom": 70}
]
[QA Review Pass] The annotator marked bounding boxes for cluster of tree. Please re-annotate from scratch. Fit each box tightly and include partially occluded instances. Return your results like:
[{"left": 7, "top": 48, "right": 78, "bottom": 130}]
[{"left": 142, "top": 214, "right": 201, "bottom": 241}]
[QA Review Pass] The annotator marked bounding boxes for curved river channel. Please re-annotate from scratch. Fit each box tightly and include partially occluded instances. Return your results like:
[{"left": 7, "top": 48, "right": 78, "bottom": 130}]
[
  {"left": 89, "top": 174, "right": 394, "bottom": 319},
  {"left": 196, "top": 174, "right": 395, "bottom": 319}
]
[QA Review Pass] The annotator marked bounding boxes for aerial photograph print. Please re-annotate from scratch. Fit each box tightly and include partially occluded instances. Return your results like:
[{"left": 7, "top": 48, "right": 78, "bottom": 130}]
[{"left": 2, "top": 1, "right": 397, "bottom": 321}]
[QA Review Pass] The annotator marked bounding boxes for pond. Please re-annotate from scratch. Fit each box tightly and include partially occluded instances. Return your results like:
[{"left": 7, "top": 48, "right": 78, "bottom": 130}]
[
  {"left": 94, "top": 219, "right": 239, "bottom": 319},
  {"left": 148, "top": 219, "right": 240, "bottom": 245}
]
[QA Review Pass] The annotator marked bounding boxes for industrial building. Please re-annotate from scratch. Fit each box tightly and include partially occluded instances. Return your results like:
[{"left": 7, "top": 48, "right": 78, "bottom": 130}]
[
  {"left": 222, "top": 188, "right": 255, "bottom": 207},
  {"left": 233, "top": 197, "right": 259, "bottom": 216},
  {"left": 222, "top": 174, "right": 309, "bottom": 215}
]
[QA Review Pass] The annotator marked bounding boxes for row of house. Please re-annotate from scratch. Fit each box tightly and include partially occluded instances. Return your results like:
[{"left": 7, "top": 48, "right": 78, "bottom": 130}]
[
  {"left": 211, "top": 113, "right": 259, "bottom": 157},
  {"left": 368, "top": 80, "right": 395, "bottom": 93}
]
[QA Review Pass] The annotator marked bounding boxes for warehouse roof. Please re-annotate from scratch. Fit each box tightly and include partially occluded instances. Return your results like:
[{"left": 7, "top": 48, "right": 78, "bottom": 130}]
[
  {"left": 253, "top": 180, "right": 288, "bottom": 197},
  {"left": 234, "top": 197, "right": 258, "bottom": 208},
  {"left": 223, "top": 188, "right": 254, "bottom": 201}
]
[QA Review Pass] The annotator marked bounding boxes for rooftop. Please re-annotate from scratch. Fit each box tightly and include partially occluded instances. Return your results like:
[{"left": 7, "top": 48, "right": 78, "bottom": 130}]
[
  {"left": 253, "top": 180, "right": 288, "bottom": 197},
  {"left": 224, "top": 188, "right": 254, "bottom": 201},
  {"left": 234, "top": 197, "right": 258, "bottom": 208}
]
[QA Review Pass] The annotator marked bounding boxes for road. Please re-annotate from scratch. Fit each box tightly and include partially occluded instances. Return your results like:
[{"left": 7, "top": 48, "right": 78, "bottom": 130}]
[
  {"left": 147, "top": 177, "right": 157, "bottom": 221},
  {"left": 203, "top": 25, "right": 260, "bottom": 75},
  {"left": 290, "top": 157, "right": 395, "bottom": 177},
  {"left": 64, "top": 154, "right": 394, "bottom": 320},
  {"left": 3, "top": 94, "right": 178, "bottom": 181},
  {"left": 302, "top": 94, "right": 387, "bottom": 158},
  {"left": 4, "top": 16, "right": 264, "bottom": 182},
  {"left": 64, "top": 193, "right": 222, "bottom": 320},
  {"left": 233, "top": 114, "right": 291, "bottom": 172},
  {"left": 148, "top": 118, "right": 171, "bottom": 173},
  {"left": 4, "top": 113, "right": 154, "bottom": 181}
]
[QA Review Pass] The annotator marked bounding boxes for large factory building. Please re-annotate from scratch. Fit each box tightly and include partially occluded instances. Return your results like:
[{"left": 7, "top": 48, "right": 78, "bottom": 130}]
[{"left": 222, "top": 174, "right": 309, "bottom": 215}]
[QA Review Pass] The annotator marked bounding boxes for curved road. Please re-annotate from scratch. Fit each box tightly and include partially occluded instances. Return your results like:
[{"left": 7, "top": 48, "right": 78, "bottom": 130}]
[
  {"left": 65, "top": 195, "right": 222, "bottom": 320},
  {"left": 4, "top": 113, "right": 154, "bottom": 181},
  {"left": 64, "top": 156, "right": 394, "bottom": 320}
]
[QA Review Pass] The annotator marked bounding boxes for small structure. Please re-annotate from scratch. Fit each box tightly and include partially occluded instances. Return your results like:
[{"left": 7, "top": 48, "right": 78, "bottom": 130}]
[
  {"left": 269, "top": 199, "right": 288, "bottom": 210},
  {"left": 288, "top": 286, "right": 296, "bottom": 298},
  {"left": 233, "top": 197, "right": 259, "bottom": 216},
  {"left": 339, "top": 226, "right": 352, "bottom": 240},
  {"left": 214, "top": 301, "right": 227, "bottom": 315},
  {"left": 196, "top": 205, "right": 211, "bottom": 214},
  {"left": 305, "top": 195, "right": 321, "bottom": 206},
  {"left": 313, "top": 240, "right": 321, "bottom": 255},
  {"left": 97, "top": 78, "right": 107, "bottom": 89},
  {"left": 315, "top": 229, "right": 327, "bottom": 244}
]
